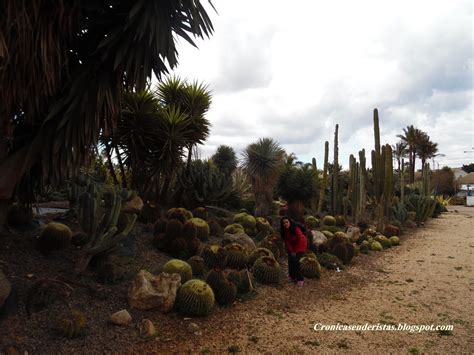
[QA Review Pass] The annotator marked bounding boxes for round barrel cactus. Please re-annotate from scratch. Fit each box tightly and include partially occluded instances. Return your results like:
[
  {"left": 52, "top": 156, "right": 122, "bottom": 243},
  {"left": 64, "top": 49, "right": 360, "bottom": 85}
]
[
  {"left": 224, "top": 223, "right": 244, "bottom": 234},
  {"left": 192, "top": 207, "right": 208, "bottom": 221},
  {"left": 389, "top": 236, "right": 400, "bottom": 246},
  {"left": 201, "top": 245, "right": 227, "bottom": 269},
  {"left": 374, "top": 235, "right": 391, "bottom": 249},
  {"left": 39, "top": 222, "right": 72, "bottom": 252},
  {"left": 189, "top": 218, "right": 210, "bottom": 241},
  {"left": 175, "top": 280, "right": 215, "bottom": 316},
  {"left": 247, "top": 247, "right": 274, "bottom": 267},
  {"left": 162, "top": 259, "right": 193, "bottom": 283},
  {"left": 304, "top": 216, "right": 319, "bottom": 229},
  {"left": 370, "top": 241, "right": 383, "bottom": 251},
  {"left": 322, "top": 215, "right": 336, "bottom": 226},
  {"left": 54, "top": 309, "right": 87, "bottom": 339},
  {"left": 300, "top": 257, "right": 321, "bottom": 278},
  {"left": 252, "top": 256, "right": 281, "bottom": 284},
  {"left": 187, "top": 256, "right": 206, "bottom": 277},
  {"left": 224, "top": 243, "right": 248, "bottom": 270}
]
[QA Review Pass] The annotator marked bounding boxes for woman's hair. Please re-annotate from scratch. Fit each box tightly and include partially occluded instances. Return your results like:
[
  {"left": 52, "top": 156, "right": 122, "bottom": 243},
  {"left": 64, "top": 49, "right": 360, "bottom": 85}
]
[{"left": 280, "top": 216, "right": 297, "bottom": 238}]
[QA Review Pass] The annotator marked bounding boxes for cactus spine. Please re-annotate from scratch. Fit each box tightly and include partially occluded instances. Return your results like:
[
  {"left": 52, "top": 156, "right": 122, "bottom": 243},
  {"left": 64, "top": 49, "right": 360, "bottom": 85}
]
[{"left": 317, "top": 141, "right": 329, "bottom": 213}]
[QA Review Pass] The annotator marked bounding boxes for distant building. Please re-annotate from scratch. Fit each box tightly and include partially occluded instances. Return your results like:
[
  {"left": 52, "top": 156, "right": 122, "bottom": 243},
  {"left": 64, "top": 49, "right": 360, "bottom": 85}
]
[
  {"left": 452, "top": 167, "right": 468, "bottom": 180},
  {"left": 456, "top": 172, "right": 474, "bottom": 197}
]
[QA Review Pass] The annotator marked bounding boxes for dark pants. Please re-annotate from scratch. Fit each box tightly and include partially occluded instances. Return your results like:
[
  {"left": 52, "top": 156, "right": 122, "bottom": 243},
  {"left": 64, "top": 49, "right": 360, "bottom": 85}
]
[{"left": 287, "top": 251, "right": 304, "bottom": 281}]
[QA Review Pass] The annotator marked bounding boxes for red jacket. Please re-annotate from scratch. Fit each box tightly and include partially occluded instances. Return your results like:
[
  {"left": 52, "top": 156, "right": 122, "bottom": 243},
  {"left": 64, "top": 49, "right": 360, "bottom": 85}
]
[{"left": 283, "top": 226, "right": 307, "bottom": 253}]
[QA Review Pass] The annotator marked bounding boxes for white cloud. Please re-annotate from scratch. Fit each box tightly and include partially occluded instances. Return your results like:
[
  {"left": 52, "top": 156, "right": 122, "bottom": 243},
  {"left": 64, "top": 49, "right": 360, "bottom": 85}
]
[{"left": 169, "top": 0, "right": 473, "bottom": 169}]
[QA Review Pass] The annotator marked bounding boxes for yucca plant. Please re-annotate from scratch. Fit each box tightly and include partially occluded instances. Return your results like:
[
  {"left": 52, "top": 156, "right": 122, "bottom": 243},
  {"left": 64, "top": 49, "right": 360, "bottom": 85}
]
[
  {"left": 0, "top": 0, "right": 215, "bottom": 229},
  {"left": 242, "top": 138, "right": 285, "bottom": 217}
]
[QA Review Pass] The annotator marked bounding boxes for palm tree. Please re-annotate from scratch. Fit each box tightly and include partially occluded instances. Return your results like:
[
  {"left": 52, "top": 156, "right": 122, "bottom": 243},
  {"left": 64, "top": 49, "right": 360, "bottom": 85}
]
[
  {"left": 416, "top": 135, "right": 442, "bottom": 176},
  {"left": 242, "top": 138, "right": 285, "bottom": 217},
  {"left": 0, "top": 0, "right": 215, "bottom": 229},
  {"left": 397, "top": 126, "right": 428, "bottom": 183},
  {"left": 392, "top": 141, "right": 408, "bottom": 172}
]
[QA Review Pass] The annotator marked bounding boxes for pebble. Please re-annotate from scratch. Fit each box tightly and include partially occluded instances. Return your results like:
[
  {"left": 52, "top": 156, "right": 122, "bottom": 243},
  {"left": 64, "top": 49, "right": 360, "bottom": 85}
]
[{"left": 109, "top": 309, "right": 132, "bottom": 326}]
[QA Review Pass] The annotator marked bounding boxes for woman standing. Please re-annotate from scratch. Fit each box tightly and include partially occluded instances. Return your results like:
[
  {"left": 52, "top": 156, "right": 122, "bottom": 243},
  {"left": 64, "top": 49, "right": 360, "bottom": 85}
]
[{"left": 280, "top": 216, "right": 308, "bottom": 287}]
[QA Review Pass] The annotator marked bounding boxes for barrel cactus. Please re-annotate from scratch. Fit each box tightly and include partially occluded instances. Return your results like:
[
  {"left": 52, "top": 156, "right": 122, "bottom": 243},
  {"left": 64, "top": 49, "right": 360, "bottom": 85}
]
[
  {"left": 175, "top": 279, "right": 215, "bottom": 317},
  {"left": 375, "top": 235, "right": 391, "bottom": 249},
  {"left": 318, "top": 252, "right": 343, "bottom": 270},
  {"left": 54, "top": 309, "right": 87, "bottom": 339},
  {"left": 187, "top": 256, "right": 206, "bottom": 277},
  {"left": 323, "top": 215, "right": 336, "bottom": 226},
  {"left": 248, "top": 247, "right": 274, "bottom": 267},
  {"left": 252, "top": 256, "right": 281, "bottom": 284},
  {"left": 208, "top": 219, "right": 224, "bottom": 237},
  {"left": 304, "top": 216, "right": 319, "bottom": 229},
  {"left": 192, "top": 207, "right": 208, "bottom": 221},
  {"left": 359, "top": 243, "right": 369, "bottom": 254},
  {"left": 71, "top": 231, "right": 89, "bottom": 247},
  {"left": 153, "top": 218, "right": 167, "bottom": 236},
  {"left": 189, "top": 218, "right": 210, "bottom": 241},
  {"left": 201, "top": 245, "right": 228, "bottom": 269},
  {"left": 165, "top": 219, "right": 184, "bottom": 240},
  {"left": 162, "top": 259, "right": 193, "bottom": 283},
  {"left": 183, "top": 220, "right": 198, "bottom": 240},
  {"left": 257, "top": 236, "right": 280, "bottom": 260},
  {"left": 321, "top": 230, "right": 334, "bottom": 239},
  {"left": 224, "top": 223, "right": 244, "bottom": 234},
  {"left": 300, "top": 257, "right": 321, "bottom": 278},
  {"left": 224, "top": 243, "right": 248, "bottom": 270},
  {"left": 256, "top": 217, "right": 273, "bottom": 234},
  {"left": 370, "top": 241, "right": 383, "bottom": 251},
  {"left": 321, "top": 225, "right": 344, "bottom": 234},
  {"left": 335, "top": 215, "right": 346, "bottom": 227},
  {"left": 389, "top": 236, "right": 400, "bottom": 246},
  {"left": 331, "top": 242, "right": 355, "bottom": 265},
  {"left": 38, "top": 222, "right": 72, "bottom": 253}
]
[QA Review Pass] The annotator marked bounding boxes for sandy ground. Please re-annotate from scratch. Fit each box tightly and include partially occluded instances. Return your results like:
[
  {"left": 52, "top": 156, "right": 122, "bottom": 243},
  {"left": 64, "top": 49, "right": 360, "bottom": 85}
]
[{"left": 131, "top": 207, "right": 474, "bottom": 354}]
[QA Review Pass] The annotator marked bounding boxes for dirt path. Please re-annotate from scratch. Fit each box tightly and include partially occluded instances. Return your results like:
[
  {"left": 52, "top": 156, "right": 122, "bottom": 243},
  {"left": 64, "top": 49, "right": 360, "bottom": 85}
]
[{"left": 133, "top": 207, "right": 474, "bottom": 354}]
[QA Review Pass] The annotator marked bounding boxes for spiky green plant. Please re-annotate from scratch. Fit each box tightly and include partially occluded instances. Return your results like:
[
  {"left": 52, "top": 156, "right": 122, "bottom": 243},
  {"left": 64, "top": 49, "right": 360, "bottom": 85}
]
[
  {"left": 300, "top": 257, "right": 321, "bottom": 278},
  {"left": 175, "top": 279, "right": 215, "bottom": 317},
  {"left": 242, "top": 138, "right": 285, "bottom": 217},
  {"left": 317, "top": 141, "right": 330, "bottom": 213},
  {"left": 252, "top": 256, "right": 281, "bottom": 284},
  {"left": 162, "top": 259, "right": 193, "bottom": 283},
  {"left": 38, "top": 222, "right": 72, "bottom": 253}
]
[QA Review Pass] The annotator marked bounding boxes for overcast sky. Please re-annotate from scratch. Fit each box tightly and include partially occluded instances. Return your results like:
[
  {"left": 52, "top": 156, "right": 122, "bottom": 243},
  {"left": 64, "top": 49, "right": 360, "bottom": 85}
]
[{"left": 170, "top": 0, "right": 473, "bottom": 169}]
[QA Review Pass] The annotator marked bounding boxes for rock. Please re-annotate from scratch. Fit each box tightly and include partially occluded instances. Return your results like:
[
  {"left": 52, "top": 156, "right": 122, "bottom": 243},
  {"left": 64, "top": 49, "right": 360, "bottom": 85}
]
[
  {"left": 139, "top": 319, "right": 157, "bottom": 337},
  {"left": 222, "top": 232, "right": 256, "bottom": 252},
  {"left": 0, "top": 270, "right": 12, "bottom": 309},
  {"left": 187, "top": 322, "right": 201, "bottom": 335},
  {"left": 109, "top": 309, "right": 132, "bottom": 326},
  {"left": 122, "top": 195, "right": 144, "bottom": 214},
  {"left": 346, "top": 226, "right": 360, "bottom": 242},
  {"left": 128, "top": 270, "right": 181, "bottom": 311},
  {"left": 311, "top": 231, "right": 327, "bottom": 247}
]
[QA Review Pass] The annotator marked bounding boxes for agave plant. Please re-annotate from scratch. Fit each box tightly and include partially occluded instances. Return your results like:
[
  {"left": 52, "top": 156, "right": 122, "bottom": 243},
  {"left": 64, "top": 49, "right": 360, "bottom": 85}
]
[{"left": 242, "top": 138, "right": 285, "bottom": 217}]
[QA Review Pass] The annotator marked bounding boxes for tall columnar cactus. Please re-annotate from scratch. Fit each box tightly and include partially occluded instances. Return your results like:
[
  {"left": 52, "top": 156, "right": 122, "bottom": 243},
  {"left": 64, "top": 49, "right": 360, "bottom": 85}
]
[
  {"left": 422, "top": 163, "right": 431, "bottom": 196},
  {"left": 310, "top": 157, "right": 319, "bottom": 213},
  {"left": 349, "top": 154, "right": 359, "bottom": 222},
  {"left": 384, "top": 144, "right": 393, "bottom": 219},
  {"left": 331, "top": 124, "right": 341, "bottom": 215},
  {"left": 317, "top": 141, "right": 329, "bottom": 214},
  {"left": 372, "top": 109, "right": 382, "bottom": 203},
  {"left": 358, "top": 149, "right": 367, "bottom": 222},
  {"left": 400, "top": 158, "right": 405, "bottom": 205},
  {"left": 75, "top": 183, "right": 137, "bottom": 272}
]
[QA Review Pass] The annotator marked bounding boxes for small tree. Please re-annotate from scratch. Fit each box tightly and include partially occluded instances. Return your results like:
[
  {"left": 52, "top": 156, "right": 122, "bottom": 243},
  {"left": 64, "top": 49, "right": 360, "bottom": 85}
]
[{"left": 212, "top": 145, "right": 237, "bottom": 176}]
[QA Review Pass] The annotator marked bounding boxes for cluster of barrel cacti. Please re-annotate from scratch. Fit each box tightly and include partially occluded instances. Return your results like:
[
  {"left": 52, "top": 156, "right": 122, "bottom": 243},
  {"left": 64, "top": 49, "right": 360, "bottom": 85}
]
[{"left": 152, "top": 207, "right": 212, "bottom": 259}]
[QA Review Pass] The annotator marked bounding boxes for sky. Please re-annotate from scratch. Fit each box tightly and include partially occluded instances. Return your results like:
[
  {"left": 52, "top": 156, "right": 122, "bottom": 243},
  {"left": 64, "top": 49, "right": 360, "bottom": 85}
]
[{"left": 169, "top": 0, "right": 473, "bottom": 170}]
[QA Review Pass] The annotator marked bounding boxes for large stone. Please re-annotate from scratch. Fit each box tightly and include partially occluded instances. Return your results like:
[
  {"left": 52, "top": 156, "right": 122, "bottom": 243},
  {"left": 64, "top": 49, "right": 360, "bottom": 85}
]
[
  {"left": 109, "top": 309, "right": 132, "bottom": 326},
  {"left": 128, "top": 270, "right": 181, "bottom": 312},
  {"left": 122, "top": 195, "right": 144, "bottom": 214},
  {"left": 222, "top": 232, "right": 256, "bottom": 252},
  {"left": 0, "top": 270, "right": 12, "bottom": 309},
  {"left": 311, "top": 231, "right": 327, "bottom": 247},
  {"left": 346, "top": 226, "right": 360, "bottom": 242}
]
